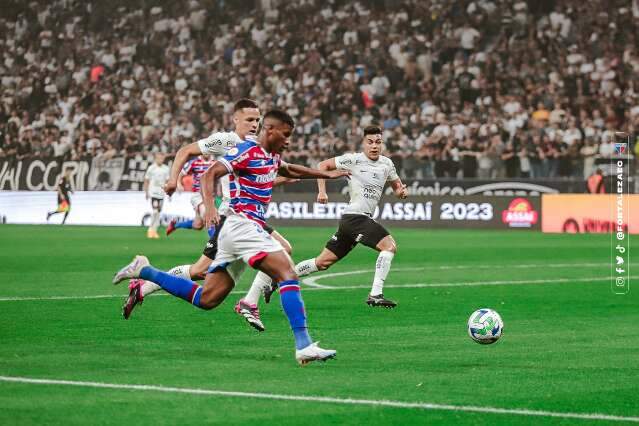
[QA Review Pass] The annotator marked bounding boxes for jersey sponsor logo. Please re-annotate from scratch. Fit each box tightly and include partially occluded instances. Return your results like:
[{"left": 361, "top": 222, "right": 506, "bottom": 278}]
[
  {"left": 362, "top": 185, "right": 379, "bottom": 199},
  {"left": 204, "top": 139, "right": 223, "bottom": 148},
  {"left": 355, "top": 233, "right": 363, "bottom": 242},
  {"left": 341, "top": 159, "right": 353, "bottom": 165},
  {"left": 254, "top": 170, "right": 278, "bottom": 184}
]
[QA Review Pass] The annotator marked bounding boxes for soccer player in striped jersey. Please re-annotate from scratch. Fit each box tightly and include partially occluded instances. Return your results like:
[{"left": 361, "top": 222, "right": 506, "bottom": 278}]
[
  {"left": 113, "top": 110, "right": 349, "bottom": 365},
  {"left": 164, "top": 154, "right": 214, "bottom": 235},
  {"left": 121, "top": 99, "right": 295, "bottom": 330}
]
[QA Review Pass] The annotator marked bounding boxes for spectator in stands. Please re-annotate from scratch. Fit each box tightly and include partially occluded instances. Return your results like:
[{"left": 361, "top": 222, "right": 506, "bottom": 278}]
[{"left": 0, "top": 0, "right": 634, "bottom": 181}]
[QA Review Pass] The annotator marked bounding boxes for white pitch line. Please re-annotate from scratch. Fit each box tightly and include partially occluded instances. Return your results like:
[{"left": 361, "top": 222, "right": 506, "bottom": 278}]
[
  {"left": 301, "top": 263, "right": 609, "bottom": 287},
  {"left": 0, "top": 275, "right": 629, "bottom": 302},
  {"left": 0, "top": 293, "right": 168, "bottom": 302},
  {"left": 303, "top": 276, "right": 639, "bottom": 291},
  {"left": 0, "top": 376, "right": 636, "bottom": 423}
]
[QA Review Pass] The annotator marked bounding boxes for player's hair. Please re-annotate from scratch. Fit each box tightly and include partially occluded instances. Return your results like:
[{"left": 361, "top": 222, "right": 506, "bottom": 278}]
[
  {"left": 263, "top": 109, "right": 295, "bottom": 129},
  {"left": 233, "top": 98, "right": 259, "bottom": 112},
  {"left": 363, "top": 125, "right": 382, "bottom": 136}
]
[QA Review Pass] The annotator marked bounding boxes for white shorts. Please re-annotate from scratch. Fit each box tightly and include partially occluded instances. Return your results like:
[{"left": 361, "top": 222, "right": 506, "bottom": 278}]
[
  {"left": 190, "top": 193, "right": 203, "bottom": 213},
  {"left": 208, "top": 214, "right": 283, "bottom": 280}
]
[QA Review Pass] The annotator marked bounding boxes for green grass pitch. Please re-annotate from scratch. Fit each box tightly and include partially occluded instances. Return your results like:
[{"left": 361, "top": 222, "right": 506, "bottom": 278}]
[{"left": 0, "top": 224, "right": 637, "bottom": 425}]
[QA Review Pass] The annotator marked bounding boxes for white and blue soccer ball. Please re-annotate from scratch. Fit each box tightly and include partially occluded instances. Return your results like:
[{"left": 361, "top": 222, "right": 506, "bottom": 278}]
[{"left": 467, "top": 308, "right": 504, "bottom": 344}]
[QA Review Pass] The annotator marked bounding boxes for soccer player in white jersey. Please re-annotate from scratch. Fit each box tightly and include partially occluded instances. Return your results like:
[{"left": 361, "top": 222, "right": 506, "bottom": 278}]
[
  {"left": 250, "top": 125, "right": 408, "bottom": 316},
  {"left": 143, "top": 153, "right": 170, "bottom": 239},
  {"left": 113, "top": 110, "right": 349, "bottom": 364},
  {"left": 122, "top": 99, "right": 293, "bottom": 329}
]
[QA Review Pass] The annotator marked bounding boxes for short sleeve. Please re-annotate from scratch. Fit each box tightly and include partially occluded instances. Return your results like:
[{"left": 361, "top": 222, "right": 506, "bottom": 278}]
[
  {"left": 181, "top": 160, "right": 193, "bottom": 175},
  {"left": 386, "top": 159, "right": 399, "bottom": 182},
  {"left": 197, "top": 132, "right": 240, "bottom": 156},
  {"left": 144, "top": 166, "right": 152, "bottom": 179},
  {"left": 334, "top": 153, "right": 355, "bottom": 170},
  {"left": 219, "top": 143, "right": 254, "bottom": 173}
]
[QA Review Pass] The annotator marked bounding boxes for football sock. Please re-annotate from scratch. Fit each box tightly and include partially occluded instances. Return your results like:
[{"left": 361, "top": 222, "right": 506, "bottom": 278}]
[
  {"left": 170, "top": 264, "right": 192, "bottom": 279},
  {"left": 371, "top": 251, "right": 394, "bottom": 296},
  {"left": 295, "top": 258, "right": 318, "bottom": 277},
  {"left": 141, "top": 281, "right": 161, "bottom": 297},
  {"left": 151, "top": 210, "right": 160, "bottom": 230},
  {"left": 174, "top": 219, "right": 194, "bottom": 230},
  {"left": 244, "top": 271, "right": 271, "bottom": 305},
  {"left": 140, "top": 265, "right": 190, "bottom": 297},
  {"left": 279, "top": 280, "right": 312, "bottom": 350},
  {"left": 139, "top": 266, "right": 203, "bottom": 308}
]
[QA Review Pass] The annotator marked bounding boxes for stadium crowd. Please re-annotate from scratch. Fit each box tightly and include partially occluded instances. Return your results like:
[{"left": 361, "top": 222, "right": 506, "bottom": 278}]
[{"left": 0, "top": 0, "right": 638, "bottom": 180}]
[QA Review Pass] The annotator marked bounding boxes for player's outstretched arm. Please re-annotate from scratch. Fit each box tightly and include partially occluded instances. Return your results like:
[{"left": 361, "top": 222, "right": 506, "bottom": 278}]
[
  {"left": 165, "top": 142, "right": 202, "bottom": 195},
  {"left": 390, "top": 178, "right": 408, "bottom": 199},
  {"left": 200, "top": 161, "right": 229, "bottom": 228},
  {"left": 315, "top": 158, "right": 338, "bottom": 204},
  {"left": 273, "top": 176, "right": 300, "bottom": 187},
  {"left": 279, "top": 162, "right": 349, "bottom": 180}
]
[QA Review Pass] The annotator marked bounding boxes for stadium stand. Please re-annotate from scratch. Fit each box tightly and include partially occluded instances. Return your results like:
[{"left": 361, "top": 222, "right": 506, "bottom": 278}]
[{"left": 0, "top": 0, "right": 637, "bottom": 179}]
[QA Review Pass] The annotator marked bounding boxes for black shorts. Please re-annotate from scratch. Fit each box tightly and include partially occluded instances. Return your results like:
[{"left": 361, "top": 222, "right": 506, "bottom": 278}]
[
  {"left": 151, "top": 197, "right": 163, "bottom": 210},
  {"left": 202, "top": 216, "right": 275, "bottom": 260},
  {"left": 325, "top": 214, "right": 389, "bottom": 259}
]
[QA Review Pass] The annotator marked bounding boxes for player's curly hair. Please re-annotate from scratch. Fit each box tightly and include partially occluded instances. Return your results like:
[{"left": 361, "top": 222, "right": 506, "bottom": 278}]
[{"left": 263, "top": 109, "right": 295, "bottom": 128}]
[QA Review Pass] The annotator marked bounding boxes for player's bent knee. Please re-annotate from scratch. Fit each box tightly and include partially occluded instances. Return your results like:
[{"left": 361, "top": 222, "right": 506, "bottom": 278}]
[
  {"left": 199, "top": 293, "right": 223, "bottom": 310},
  {"left": 273, "top": 267, "right": 298, "bottom": 283}
]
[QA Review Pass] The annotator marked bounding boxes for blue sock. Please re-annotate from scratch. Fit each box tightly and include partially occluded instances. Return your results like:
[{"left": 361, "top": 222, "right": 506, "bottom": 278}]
[
  {"left": 207, "top": 225, "right": 216, "bottom": 238},
  {"left": 174, "top": 219, "right": 194, "bottom": 230},
  {"left": 140, "top": 266, "right": 203, "bottom": 308},
  {"left": 279, "top": 280, "right": 312, "bottom": 350}
]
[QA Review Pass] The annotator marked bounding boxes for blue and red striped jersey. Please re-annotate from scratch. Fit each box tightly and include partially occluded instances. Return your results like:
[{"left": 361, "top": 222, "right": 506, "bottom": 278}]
[
  {"left": 182, "top": 156, "right": 214, "bottom": 192},
  {"left": 219, "top": 141, "right": 280, "bottom": 227}
]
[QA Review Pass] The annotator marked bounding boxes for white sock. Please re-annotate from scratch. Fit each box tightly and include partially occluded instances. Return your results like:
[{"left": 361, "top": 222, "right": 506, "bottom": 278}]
[
  {"left": 244, "top": 271, "right": 271, "bottom": 305},
  {"left": 295, "top": 258, "right": 318, "bottom": 277},
  {"left": 169, "top": 264, "right": 191, "bottom": 279},
  {"left": 141, "top": 281, "right": 161, "bottom": 297},
  {"left": 140, "top": 265, "right": 192, "bottom": 297},
  {"left": 151, "top": 210, "right": 160, "bottom": 230},
  {"left": 371, "top": 251, "right": 394, "bottom": 296}
]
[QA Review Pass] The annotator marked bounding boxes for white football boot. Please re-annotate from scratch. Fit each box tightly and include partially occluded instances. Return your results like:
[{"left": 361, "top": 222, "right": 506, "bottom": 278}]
[
  {"left": 295, "top": 342, "right": 336, "bottom": 366},
  {"left": 112, "top": 255, "right": 150, "bottom": 284}
]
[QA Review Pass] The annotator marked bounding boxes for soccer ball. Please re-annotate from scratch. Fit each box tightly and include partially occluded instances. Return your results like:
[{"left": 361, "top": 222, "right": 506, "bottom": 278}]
[{"left": 467, "top": 308, "right": 504, "bottom": 344}]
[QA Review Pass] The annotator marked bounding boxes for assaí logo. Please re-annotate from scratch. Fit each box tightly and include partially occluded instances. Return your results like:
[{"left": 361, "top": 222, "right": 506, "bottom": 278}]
[{"left": 501, "top": 198, "right": 538, "bottom": 228}]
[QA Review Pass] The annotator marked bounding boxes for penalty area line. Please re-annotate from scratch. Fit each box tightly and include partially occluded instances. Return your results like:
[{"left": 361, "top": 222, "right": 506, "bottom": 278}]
[
  {"left": 0, "top": 276, "right": 633, "bottom": 302},
  {"left": 0, "top": 376, "right": 637, "bottom": 423},
  {"left": 303, "top": 276, "right": 639, "bottom": 291}
]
